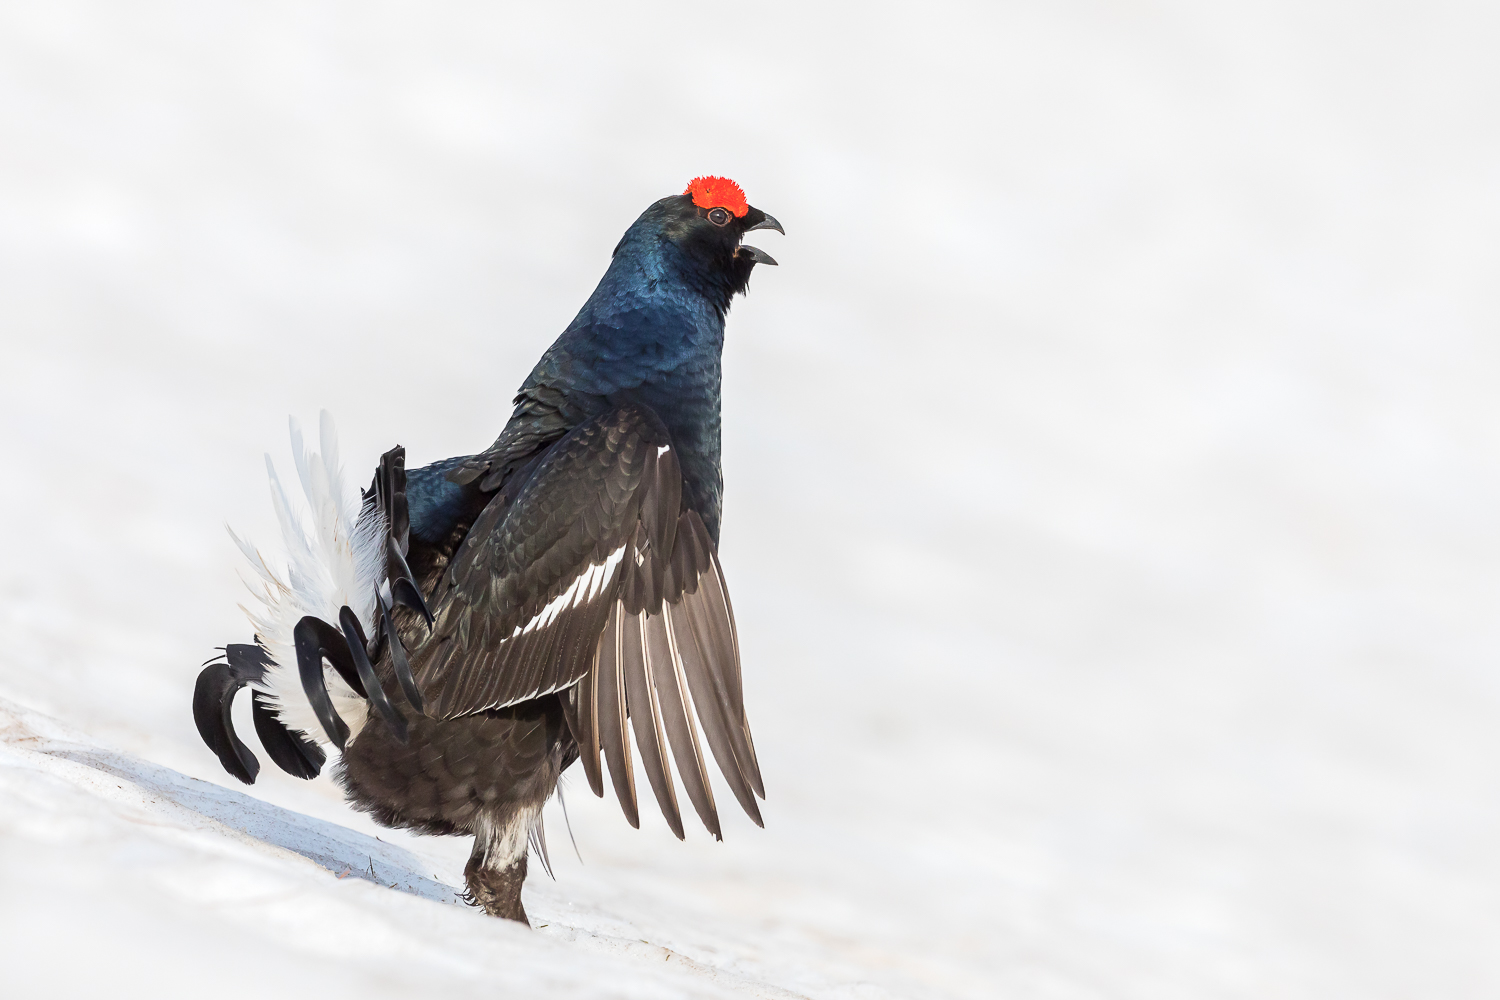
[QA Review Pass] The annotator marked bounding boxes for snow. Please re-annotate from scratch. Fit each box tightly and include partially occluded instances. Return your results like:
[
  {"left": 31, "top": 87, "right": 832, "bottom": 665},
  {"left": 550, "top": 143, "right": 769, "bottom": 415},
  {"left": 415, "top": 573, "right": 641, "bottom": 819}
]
[{"left": 2, "top": 1, "right": 1499, "bottom": 997}]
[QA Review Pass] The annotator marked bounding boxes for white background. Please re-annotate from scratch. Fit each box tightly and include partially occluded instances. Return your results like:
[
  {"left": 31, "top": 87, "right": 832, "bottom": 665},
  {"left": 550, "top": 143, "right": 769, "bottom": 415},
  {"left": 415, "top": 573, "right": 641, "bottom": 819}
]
[{"left": 2, "top": 2, "right": 1497, "bottom": 997}]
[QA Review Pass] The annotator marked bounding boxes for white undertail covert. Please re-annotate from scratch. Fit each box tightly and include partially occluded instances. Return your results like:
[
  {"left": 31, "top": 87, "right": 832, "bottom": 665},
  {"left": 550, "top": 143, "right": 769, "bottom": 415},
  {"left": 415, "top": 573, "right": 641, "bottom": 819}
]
[{"left": 229, "top": 411, "right": 386, "bottom": 744}]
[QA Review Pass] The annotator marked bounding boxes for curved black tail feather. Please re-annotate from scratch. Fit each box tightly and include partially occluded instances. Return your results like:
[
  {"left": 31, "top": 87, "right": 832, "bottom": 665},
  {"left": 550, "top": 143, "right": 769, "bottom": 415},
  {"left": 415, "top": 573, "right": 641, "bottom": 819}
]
[
  {"left": 199, "top": 444, "right": 434, "bottom": 779},
  {"left": 251, "top": 691, "right": 326, "bottom": 778},
  {"left": 294, "top": 616, "right": 362, "bottom": 749},
  {"left": 194, "top": 643, "right": 325, "bottom": 784},
  {"left": 340, "top": 606, "right": 409, "bottom": 744},
  {"left": 378, "top": 589, "right": 425, "bottom": 712},
  {"left": 294, "top": 604, "right": 415, "bottom": 750},
  {"left": 368, "top": 445, "right": 433, "bottom": 712}
]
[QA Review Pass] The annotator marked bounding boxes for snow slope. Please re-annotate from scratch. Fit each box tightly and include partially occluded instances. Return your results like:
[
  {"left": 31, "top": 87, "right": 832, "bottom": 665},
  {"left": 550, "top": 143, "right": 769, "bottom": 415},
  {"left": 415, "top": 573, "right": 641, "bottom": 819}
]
[
  {"left": 3, "top": 1, "right": 1499, "bottom": 997},
  {"left": 0, "top": 696, "right": 869, "bottom": 999}
]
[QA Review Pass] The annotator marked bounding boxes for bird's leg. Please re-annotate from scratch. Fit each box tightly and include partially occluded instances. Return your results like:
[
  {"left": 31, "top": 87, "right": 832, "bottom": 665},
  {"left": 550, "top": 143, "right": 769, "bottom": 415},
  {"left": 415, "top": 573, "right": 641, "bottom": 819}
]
[
  {"left": 463, "top": 807, "right": 537, "bottom": 924},
  {"left": 464, "top": 851, "right": 528, "bottom": 924}
]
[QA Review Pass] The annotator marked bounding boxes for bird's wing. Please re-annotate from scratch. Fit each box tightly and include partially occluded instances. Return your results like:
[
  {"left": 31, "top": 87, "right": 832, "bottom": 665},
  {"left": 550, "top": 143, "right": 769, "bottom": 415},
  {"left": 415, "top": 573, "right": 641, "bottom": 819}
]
[
  {"left": 561, "top": 518, "right": 764, "bottom": 840},
  {"left": 413, "top": 403, "right": 674, "bottom": 716},
  {"left": 410, "top": 403, "right": 762, "bottom": 838},
  {"left": 447, "top": 383, "right": 595, "bottom": 492}
]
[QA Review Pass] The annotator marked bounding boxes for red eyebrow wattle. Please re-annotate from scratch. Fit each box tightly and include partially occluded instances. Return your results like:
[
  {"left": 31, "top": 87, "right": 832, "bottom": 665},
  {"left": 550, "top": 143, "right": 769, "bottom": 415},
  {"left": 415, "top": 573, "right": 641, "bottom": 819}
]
[{"left": 684, "top": 176, "right": 749, "bottom": 218}]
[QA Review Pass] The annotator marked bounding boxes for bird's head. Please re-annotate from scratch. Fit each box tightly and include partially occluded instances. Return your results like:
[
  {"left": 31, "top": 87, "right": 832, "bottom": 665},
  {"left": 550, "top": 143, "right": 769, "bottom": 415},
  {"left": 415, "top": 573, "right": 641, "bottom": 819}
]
[{"left": 615, "top": 176, "right": 784, "bottom": 311}]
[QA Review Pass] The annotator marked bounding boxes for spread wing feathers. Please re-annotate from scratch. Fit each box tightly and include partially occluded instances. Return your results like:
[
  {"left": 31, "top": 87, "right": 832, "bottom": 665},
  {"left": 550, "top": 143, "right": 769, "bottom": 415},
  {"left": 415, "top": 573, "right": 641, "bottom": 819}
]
[
  {"left": 565, "top": 511, "right": 765, "bottom": 841},
  {"left": 411, "top": 404, "right": 762, "bottom": 839},
  {"left": 413, "top": 404, "right": 681, "bottom": 718}
]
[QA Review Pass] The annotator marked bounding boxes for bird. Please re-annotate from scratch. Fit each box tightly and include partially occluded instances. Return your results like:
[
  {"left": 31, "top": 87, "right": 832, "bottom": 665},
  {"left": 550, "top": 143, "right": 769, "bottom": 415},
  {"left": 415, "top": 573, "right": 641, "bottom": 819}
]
[{"left": 193, "top": 176, "right": 781, "bottom": 923}]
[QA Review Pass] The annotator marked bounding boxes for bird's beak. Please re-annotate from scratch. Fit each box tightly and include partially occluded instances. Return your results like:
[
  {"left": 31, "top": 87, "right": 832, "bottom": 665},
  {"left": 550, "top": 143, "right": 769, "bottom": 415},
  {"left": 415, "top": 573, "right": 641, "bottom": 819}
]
[
  {"left": 743, "top": 212, "right": 784, "bottom": 235},
  {"left": 739, "top": 209, "right": 783, "bottom": 265},
  {"left": 737, "top": 245, "right": 778, "bottom": 266}
]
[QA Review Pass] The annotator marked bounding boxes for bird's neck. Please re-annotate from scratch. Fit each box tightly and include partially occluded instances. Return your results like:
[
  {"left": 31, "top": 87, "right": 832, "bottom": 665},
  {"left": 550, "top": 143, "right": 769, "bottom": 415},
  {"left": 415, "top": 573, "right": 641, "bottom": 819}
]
[
  {"left": 592, "top": 235, "right": 734, "bottom": 335},
  {"left": 519, "top": 240, "right": 731, "bottom": 536},
  {"left": 534, "top": 241, "right": 730, "bottom": 400}
]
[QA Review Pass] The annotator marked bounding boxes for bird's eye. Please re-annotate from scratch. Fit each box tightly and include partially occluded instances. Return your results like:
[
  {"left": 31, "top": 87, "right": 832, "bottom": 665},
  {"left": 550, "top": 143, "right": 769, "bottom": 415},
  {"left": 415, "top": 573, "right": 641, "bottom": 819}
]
[{"left": 708, "top": 207, "right": 731, "bottom": 227}]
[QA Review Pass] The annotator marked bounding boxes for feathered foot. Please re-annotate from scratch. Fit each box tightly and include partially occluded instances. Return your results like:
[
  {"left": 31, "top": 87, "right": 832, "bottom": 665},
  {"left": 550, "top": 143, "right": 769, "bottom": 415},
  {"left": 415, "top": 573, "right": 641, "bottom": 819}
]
[{"left": 463, "top": 852, "right": 529, "bottom": 925}]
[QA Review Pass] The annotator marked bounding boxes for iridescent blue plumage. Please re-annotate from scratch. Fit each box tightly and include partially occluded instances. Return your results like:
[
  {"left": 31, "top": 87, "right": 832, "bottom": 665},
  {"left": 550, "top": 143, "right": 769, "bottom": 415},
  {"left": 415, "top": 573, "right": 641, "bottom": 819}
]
[
  {"left": 410, "top": 192, "right": 777, "bottom": 543},
  {"left": 515, "top": 198, "right": 737, "bottom": 539}
]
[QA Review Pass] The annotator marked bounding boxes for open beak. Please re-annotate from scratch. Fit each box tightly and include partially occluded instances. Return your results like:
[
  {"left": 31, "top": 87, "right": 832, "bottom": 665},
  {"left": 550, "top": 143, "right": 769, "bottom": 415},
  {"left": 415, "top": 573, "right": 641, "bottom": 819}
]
[
  {"left": 744, "top": 212, "right": 784, "bottom": 235},
  {"left": 738, "top": 245, "right": 778, "bottom": 265},
  {"left": 739, "top": 209, "right": 784, "bottom": 265}
]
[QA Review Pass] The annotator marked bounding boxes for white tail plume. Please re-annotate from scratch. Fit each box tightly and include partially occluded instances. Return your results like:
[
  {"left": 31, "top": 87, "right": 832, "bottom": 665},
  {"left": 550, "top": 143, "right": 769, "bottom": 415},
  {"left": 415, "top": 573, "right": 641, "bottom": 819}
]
[{"left": 229, "top": 411, "right": 387, "bottom": 745}]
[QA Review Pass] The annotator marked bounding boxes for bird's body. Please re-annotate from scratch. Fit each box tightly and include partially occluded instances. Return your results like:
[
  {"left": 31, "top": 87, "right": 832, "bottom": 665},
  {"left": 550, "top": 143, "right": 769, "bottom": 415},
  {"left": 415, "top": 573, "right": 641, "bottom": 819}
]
[{"left": 195, "top": 179, "right": 780, "bottom": 921}]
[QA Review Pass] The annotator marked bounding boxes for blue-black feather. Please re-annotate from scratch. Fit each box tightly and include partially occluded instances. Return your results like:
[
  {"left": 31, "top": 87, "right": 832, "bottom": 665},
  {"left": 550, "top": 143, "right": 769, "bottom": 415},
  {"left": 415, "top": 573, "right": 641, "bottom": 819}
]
[
  {"left": 412, "top": 193, "right": 767, "bottom": 550},
  {"left": 514, "top": 197, "right": 739, "bottom": 539},
  {"left": 407, "top": 456, "right": 478, "bottom": 546}
]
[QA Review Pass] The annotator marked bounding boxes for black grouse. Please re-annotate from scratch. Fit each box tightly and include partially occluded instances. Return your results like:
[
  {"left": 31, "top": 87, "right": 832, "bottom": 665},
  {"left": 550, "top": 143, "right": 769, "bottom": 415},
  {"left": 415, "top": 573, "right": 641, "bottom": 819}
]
[{"left": 194, "top": 177, "right": 781, "bottom": 923}]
